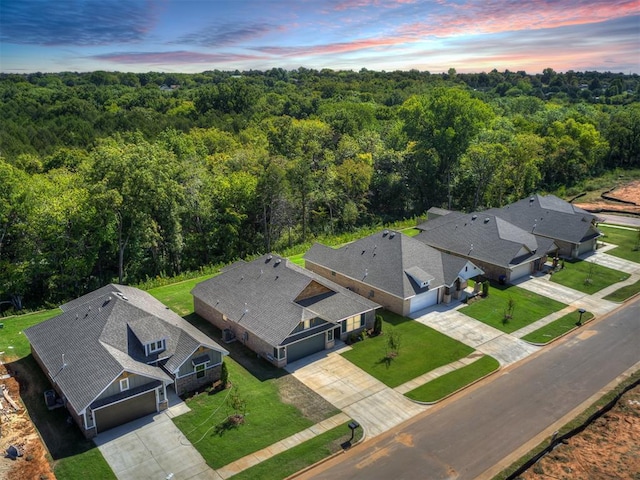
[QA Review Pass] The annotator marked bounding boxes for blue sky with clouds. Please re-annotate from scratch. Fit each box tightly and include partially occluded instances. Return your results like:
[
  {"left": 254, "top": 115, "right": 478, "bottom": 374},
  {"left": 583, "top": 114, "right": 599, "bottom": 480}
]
[{"left": 1, "top": 0, "right": 638, "bottom": 73}]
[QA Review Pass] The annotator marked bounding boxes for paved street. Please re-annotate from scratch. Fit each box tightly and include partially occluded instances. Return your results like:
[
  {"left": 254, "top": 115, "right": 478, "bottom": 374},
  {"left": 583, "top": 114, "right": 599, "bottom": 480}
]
[{"left": 296, "top": 296, "right": 640, "bottom": 480}]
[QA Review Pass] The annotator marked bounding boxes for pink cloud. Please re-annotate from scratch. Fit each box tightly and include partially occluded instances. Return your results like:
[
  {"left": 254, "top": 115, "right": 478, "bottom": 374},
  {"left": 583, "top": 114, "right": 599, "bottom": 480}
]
[{"left": 400, "top": 0, "right": 640, "bottom": 38}]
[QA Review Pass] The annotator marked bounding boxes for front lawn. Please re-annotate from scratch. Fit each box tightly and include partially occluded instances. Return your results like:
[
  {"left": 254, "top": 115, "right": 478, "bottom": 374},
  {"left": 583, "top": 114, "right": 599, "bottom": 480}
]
[
  {"left": 459, "top": 283, "right": 566, "bottom": 333},
  {"left": 405, "top": 355, "right": 499, "bottom": 403},
  {"left": 599, "top": 225, "right": 640, "bottom": 263},
  {"left": 603, "top": 279, "right": 640, "bottom": 302},
  {"left": 521, "top": 310, "right": 594, "bottom": 344},
  {"left": 231, "top": 421, "right": 363, "bottom": 480},
  {"left": 550, "top": 260, "right": 630, "bottom": 295},
  {"left": 172, "top": 358, "right": 320, "bottom": 470},
  {"left": 340, "top": 311, "right": 474, "bottom": 388}
]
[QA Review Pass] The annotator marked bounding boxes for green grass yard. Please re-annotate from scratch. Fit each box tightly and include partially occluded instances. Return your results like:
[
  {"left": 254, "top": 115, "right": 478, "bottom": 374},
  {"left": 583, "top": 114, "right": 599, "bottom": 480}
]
[
  {"left": 225, "top": 421, "right": 362, "bottom": 480},
  {"left": 459, "top": 283, "right": 566, "bottom": 333},
  {"left": 550, "top": 260, "right": 630, "bottom": 295},
  {"left": 341, "top": 311, "right": 474, "bottom": 388},
  {"left": 598, "top": 225, "right": 640, "bottom": 263},
  {"left": 521, "top": 310, "right": 594, "bottom": 344},
  {"left": 603, "top": 279, "right": 640, "bottom": 302},
  {"left": 405, "top": 355, "right": 499, "bottom": 403}
]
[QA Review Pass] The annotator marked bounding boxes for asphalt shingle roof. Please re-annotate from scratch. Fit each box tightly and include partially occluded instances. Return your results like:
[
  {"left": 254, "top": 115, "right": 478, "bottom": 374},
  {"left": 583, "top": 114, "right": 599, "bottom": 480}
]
[
  {"left": 24, "top": 284, "right": 227, "bottom": 414},
  {"left": 191, "top": 254, "right": 379, "bottom": 348},
  {"left": 304, "top": 230, "right": 475, "bottom": 299},
  {"left": 415, "top": 213, "right": 549, "bottom": 268},
  {"left": 486, "top": 194, "right": 600, "bottom": 244}
]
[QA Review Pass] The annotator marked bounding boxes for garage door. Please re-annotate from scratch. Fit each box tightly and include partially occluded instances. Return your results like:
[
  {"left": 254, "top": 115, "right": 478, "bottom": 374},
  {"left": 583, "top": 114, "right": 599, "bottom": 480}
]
[
  {"left": 286, "top": 333, "right": 326, "bottom": 363},
  {"left": 95, "top": 390, "right": 157, "bottom": 433},
  {"left": 510, "top": 262, "right": 532, "bottom": 282},
  {"left": 410, "top": 288, "right": 439, "bottom": 313}
]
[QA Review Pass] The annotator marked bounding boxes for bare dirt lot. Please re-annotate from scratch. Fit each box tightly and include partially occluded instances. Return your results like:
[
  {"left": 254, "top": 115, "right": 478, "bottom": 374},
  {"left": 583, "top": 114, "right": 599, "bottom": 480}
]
[
  {"left": 520, "top": 383, "right": 640, "bottom": 480},
  {"left": 574, "top": 180, "right": 640, "bottom": 215},
  {"left": 0, "top": 361, "right": 55, "bottom": 480}
]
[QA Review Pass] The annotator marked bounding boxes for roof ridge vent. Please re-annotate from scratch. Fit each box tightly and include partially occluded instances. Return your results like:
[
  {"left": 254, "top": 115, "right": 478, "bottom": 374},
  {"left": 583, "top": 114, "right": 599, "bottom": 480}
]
[
  {"left": 472, "top": 214, "right": 477, "bottom": 220},
  {"left": 383, "top": 229, "right": 389, "bottom": 236},
  {"left": 389, "top": 231, "right": 396, "bottom": 238},
  {"left": 484, "top": 218, "right": 490, "bottom": 223}
]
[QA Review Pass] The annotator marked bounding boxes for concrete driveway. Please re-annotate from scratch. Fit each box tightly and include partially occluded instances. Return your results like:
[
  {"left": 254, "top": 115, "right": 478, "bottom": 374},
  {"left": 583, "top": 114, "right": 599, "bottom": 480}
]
[
  {"left": 286, "top": 347, "right": 426, "bottom": 438},
  {"left": 412, "top": 309, "right": 540, "bottom": 366},
  {"left": 94, "top": 392, "right": 219, "bottom": 480}
]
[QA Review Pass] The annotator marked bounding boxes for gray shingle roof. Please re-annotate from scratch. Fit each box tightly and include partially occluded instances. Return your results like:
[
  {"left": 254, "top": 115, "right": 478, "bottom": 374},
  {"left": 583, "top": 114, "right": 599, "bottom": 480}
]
[
  {"left": 486, "top": 194, "right": 600, "bottom": 244},
  {"left": 24, "top": 284, "right": 227, "bottom": 414},
  {"left": 304, "top": 230, "right": 476, "bottom": 299},
  {"left": 191, "top": 254, "right": 379, "bottom": 348},
  {"left": 415, "top": 213, "right": 550, "bottom": 268}
]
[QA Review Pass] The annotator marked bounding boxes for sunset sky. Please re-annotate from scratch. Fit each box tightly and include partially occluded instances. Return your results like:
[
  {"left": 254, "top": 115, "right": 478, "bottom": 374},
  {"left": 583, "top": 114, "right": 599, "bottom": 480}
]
[{"left": 1, "top": 0, "right": 639, "bottom": 74}]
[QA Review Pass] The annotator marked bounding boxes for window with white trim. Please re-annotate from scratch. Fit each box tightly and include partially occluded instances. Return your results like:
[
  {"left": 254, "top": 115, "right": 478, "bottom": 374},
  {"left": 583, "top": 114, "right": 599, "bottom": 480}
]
[
  {"left": 327, "top": 329, "right": 334, "bottom": 341},
  {"left": 119, "top": 378, "right": 129, "bottom": 392},
  {"left": 145, "top": 339, "right": 165, "bottom": 356},
  {"left": 195, "top": 363, "right": 206, "bottom": 379},
  {"left": 341, "top": 314, "right": 364, "bottom": 334}
]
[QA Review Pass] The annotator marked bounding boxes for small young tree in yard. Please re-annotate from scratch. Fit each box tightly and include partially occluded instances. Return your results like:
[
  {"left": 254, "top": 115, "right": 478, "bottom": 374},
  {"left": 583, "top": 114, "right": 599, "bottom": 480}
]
[
  {"left": 386, "top": 330, "right": 401, "bottom": 357},
  {"left": 227, "top": 388, "right": 247, "bottom": 425},
  {"left": 482, "top": 281, "right": 490, "bottom": 297},
  {"left": 585, "top": 259, "right": 596, "bottom": 285},
  {"left": 503, "top": 296, "right": 516, "bottom": 325}
]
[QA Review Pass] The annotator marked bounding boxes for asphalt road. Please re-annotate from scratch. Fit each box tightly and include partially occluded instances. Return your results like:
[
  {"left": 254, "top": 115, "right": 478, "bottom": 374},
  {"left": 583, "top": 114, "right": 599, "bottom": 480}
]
[
  {"left": 598, "top": 213, "right": 640, "bottom": 228},
  {"left": 300, "top": 297, "right": 640, "bottom": 480}
]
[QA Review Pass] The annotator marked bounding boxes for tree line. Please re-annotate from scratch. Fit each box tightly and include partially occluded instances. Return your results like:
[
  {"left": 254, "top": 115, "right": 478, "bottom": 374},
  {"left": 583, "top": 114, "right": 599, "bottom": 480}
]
[{"left": 0, "top": 69, "right": 639, "bottom": 308}]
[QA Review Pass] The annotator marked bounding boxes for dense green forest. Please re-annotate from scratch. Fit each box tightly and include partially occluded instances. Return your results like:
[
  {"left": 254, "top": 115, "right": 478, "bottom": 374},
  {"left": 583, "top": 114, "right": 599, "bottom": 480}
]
[{"left": 1, "top": 68, "right": 639, "bottom": 308}]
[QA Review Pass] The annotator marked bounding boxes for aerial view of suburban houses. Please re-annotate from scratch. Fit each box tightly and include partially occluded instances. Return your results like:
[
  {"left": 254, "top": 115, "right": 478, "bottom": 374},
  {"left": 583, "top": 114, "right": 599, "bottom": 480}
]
[
  {"left": 192, "top": 254, "right": 379, "bottom": 367},
  {"left": 2, "top": 190, "right": 638, "bottom": 480},
  {"left": 23, "top": 284, "right": 228, "bottom": 437},
  {"left": 304, "top": 230, "right": 484, "bottom": 315}
]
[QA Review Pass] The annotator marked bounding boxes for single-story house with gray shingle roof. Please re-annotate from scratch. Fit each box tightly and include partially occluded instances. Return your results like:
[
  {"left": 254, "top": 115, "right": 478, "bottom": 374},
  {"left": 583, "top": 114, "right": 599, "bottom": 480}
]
[
  {"left": 304, "top": 230, "right": 484, "bottom": 316},
  {"left": 24, "top": 284, "right": 228, "bottom": 438},
  {"left": 192, "top": 254, "right": 379, "bottom": 367},
  {"left": 416, "top": 212, "right": 557, "bottom": 283},
  {"left": 485, "top": 194, "right": 601, "bottom": 259}
]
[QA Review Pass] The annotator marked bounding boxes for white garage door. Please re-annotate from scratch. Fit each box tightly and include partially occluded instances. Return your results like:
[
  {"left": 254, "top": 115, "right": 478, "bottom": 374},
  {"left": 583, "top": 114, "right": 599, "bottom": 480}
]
[
  {"left": 510, "top": 262, "right": 532, "bottom": 282},
  {"left": 410, "top": 288, "right": 439, "bottom": 313}
]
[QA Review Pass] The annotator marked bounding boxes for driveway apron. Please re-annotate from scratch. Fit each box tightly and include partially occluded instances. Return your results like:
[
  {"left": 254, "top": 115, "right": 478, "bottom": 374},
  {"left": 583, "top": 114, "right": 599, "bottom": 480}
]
[
  {"left": 286, "top": 348, "right": 426, "bottom": 438},
  {"left": 94, "top": 395, "right": 219, "bottom": 480}
]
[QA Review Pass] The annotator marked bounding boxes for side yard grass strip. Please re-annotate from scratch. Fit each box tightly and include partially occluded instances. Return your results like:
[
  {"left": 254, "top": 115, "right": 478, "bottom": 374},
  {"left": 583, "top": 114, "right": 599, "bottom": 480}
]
[
  {"left": 598, "top": 225, "right": 640, "bottom": 263},
  {"left": 603, "top": 279, "right": 640, "bottom": 302},
  {"left": 459, "top": 284, "right": 566, "bottom": 334},
  {"left": 341, "top": 311, "right": 473, "bottom": 388},
  {"left": 549, "top": 260, "right": 630, "bottom": 295},
  {"left": 405, "top": 356, "right": 499, "bottom": 403},
  {"left": 230, "top": 421, "right": 363, "bottom": 480},
  {"left": 522, "top": 310, "right": 594, "bottom": 345}
]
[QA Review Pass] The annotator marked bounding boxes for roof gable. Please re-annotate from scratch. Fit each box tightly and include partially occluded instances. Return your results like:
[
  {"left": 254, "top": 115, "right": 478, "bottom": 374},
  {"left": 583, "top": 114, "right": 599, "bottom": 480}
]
[
  {"left": 24, "top": 284, "right": 227, "bottom": 413},
  {"left": 191, "top": 255, "right": 378, "bottom": 347},
  {"left": 304, "top": 230, "right": 477, "bottom": 298}
]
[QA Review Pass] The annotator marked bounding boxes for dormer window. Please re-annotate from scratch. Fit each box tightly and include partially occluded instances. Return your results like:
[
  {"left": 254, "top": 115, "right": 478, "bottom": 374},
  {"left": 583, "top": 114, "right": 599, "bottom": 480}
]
[{"left": 145, "top": 339, "right": 165, "bottom": 356}]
